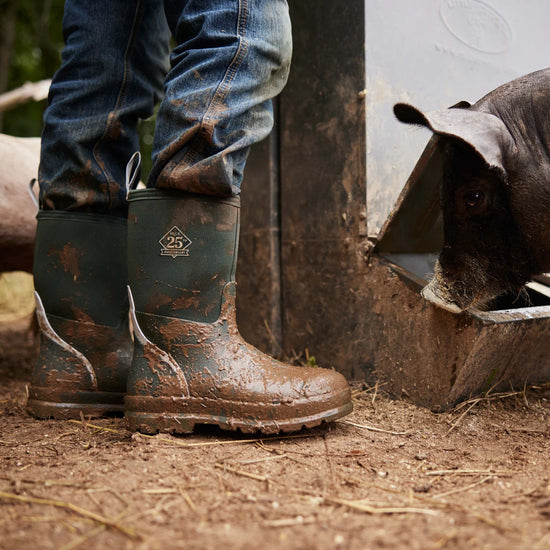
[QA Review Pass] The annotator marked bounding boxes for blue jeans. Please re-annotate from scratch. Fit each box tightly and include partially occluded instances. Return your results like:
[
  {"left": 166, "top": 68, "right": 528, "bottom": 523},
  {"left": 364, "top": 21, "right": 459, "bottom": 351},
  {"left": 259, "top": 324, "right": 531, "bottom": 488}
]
[{"left": 38, "top": 0, "right": 292, "bottom": 216}]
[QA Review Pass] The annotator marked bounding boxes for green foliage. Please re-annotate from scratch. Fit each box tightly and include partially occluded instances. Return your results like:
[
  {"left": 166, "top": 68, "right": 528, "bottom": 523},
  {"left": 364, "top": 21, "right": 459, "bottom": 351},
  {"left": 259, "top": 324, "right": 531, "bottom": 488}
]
[
  {"left": 305, "top": 349, "right": 319, "bottom": 368},
  {"left": 1, "top": 0, "right": 65, "bottom": 137}
]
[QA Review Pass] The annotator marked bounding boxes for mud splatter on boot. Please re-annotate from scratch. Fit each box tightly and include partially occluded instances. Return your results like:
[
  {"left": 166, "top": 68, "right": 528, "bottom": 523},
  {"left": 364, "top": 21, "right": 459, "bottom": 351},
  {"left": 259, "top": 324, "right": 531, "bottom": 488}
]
[
  {"left": 125, "top": 190, "right": 352, "bottom": 434},
  {"left": 28, "top": 212, "right": 132, "bottom": 418}
]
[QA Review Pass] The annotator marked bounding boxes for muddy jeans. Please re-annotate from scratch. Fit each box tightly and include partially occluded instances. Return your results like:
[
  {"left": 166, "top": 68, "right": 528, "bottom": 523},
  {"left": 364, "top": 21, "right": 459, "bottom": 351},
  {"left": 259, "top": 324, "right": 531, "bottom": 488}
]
[{"left": 38, "top": 0, "right": 292, "bottom": 216}]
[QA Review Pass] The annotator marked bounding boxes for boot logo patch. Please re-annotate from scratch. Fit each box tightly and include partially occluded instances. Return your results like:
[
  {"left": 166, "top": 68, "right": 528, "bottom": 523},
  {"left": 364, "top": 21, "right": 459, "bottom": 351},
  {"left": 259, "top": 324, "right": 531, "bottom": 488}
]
[{"left": 159, "top": 226, "right": 192, "bottom": 258}]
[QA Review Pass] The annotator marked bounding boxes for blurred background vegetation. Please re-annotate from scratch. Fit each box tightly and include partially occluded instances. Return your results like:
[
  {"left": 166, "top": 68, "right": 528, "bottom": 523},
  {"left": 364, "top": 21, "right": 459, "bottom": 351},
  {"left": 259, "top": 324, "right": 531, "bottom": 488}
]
[
  {"left": 0, "top": 0, "right": 64, "bottom": 136},
  {"left": 0, "top": 0, "right": 158, "bottom": 317},
  {"left": 0, "top": 1, "right": 65, "bottom": 319},
  {"left": 0, "top": 0, "right": 156, "bottom": 176}
]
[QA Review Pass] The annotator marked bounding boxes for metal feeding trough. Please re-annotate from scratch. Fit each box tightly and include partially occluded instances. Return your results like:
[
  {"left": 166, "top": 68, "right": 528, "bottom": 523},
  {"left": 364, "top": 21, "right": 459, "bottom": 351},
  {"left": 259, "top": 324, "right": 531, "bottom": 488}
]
[{"left": 371, "top": 136, "right": 550, "bottom": 411}]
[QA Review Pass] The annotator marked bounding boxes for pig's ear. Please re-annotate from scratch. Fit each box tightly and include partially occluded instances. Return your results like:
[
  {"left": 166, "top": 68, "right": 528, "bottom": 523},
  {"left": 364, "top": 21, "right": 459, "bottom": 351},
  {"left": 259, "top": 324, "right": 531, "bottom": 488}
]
[{"left": 393, "top": 103, "right": 515, "bottom": 179}]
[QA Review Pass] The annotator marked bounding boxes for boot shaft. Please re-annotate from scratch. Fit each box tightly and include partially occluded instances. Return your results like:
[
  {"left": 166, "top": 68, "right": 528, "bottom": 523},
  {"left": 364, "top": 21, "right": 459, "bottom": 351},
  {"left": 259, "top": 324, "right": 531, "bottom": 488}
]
[
  {"left": 127, "top": 189, "right": 240, "bottom": 323},
  {"left": 29, "top": 211, "right": 132, "bottom": 417},
  {"left": 33, "top": 211, "right": 128, "bottom": 326}
]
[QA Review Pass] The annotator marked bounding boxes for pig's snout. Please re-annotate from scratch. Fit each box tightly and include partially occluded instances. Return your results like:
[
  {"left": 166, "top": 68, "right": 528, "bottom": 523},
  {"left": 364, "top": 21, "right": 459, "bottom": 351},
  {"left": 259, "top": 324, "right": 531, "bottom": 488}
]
[{"left": 421, "top": 277, "right": 463, "bottom": 314}]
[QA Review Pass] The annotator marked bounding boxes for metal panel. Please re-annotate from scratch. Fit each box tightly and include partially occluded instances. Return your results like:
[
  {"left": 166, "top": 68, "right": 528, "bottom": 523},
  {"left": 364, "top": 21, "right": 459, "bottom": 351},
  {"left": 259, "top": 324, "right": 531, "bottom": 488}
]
[
  {"left": 365, "top": 0, "right": 550, "bottom": 237},
  {"left": 375, "top": 136, "right": 443, "bottom": 254}
]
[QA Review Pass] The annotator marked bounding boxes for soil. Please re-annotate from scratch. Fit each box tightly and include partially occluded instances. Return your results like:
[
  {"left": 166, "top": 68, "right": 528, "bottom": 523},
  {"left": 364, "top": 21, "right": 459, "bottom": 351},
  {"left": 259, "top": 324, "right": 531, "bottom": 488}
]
[{"left": 1, "top": 318, "right": 549, "bottom": 550}]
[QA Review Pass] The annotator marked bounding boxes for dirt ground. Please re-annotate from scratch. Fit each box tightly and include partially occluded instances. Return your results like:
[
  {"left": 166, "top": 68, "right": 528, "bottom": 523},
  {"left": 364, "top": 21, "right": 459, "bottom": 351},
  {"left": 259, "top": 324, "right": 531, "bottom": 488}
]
[{"left": 1, "top": 317, "right": 549, "bottom": 550}]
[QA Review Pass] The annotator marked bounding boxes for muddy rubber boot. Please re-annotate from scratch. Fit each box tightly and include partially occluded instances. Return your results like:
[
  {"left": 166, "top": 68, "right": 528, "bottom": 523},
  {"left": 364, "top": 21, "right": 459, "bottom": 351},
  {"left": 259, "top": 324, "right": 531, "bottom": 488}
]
[
  {"left": 28, "top": 211, "right": 133, "bottom": 419},
  {"left": 125, "top": 189, "right": 353, "bottom": 434}
]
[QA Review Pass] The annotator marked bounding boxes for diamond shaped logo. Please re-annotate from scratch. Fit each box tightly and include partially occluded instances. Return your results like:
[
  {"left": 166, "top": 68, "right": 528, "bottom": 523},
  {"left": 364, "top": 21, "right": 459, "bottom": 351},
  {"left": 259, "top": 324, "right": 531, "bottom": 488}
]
[{"left": 159, "top": 226, "right": 192, "bottom": 258}]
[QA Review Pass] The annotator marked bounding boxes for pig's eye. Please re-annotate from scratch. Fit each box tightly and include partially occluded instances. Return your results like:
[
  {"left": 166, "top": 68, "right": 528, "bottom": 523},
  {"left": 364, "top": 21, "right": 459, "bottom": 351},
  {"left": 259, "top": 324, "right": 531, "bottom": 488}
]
[{"left": 463, "top": 191, "right": 484, "bottom": 208}]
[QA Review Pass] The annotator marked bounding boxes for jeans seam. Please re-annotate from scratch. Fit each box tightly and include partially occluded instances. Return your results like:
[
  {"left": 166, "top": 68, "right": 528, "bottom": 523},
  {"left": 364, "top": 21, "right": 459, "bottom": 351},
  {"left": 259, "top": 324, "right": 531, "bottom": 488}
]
[
  {"left": 181, "top": 0, "right": 249, "bottom": 166},
  {"left": 92, "top": 0, "right": 144, "bottom": 208}
]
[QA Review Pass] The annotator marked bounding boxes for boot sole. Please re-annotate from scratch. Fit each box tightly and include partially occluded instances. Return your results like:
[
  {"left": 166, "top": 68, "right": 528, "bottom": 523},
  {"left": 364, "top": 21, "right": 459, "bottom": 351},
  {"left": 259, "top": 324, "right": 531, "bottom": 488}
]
[
  {"left": 125, "top": 391, "right": 353, "bottom": 435},
  {"left": 27, "top": 387, "right": 125, "bottom": 419}
]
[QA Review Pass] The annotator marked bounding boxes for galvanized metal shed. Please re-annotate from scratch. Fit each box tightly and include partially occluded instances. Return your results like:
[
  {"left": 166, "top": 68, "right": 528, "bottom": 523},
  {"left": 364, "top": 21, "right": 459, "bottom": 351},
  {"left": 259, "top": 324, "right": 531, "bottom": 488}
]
[{"left": 236, "top": 0, "right": 550, "bottom": 409}]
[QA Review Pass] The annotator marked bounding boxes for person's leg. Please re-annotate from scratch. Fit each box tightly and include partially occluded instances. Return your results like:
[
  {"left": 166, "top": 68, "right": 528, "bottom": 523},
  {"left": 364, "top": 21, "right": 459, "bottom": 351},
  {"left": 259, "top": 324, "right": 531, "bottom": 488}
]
[
  {"left": 29, "top": 0, "right": 171, "bottom": 419},
  {"left": 39, "top": 0, "right": 170, "bottom": 216},
  {"left": 125, "top": 0, "right": 353, "bottom": 434},
  {"left": 148, "top": 0, "right": 292, "bottom": 195}
]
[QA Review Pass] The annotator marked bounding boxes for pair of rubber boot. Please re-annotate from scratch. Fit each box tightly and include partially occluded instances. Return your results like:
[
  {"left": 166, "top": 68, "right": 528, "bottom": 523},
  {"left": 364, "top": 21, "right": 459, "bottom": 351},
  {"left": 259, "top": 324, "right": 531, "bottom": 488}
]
[{"left": 28, "top": 180, "right": 352, "bottom": 434}]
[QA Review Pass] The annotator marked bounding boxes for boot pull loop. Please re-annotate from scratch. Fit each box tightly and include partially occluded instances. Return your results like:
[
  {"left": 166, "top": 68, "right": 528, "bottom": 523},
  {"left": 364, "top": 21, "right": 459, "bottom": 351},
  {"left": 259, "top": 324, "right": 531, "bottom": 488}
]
[
  {"left": 125, "top": 151, "right": 142, "bottom": 199},
  {"left": 28, "top": 178, "right": 39, "bottom": 211}
]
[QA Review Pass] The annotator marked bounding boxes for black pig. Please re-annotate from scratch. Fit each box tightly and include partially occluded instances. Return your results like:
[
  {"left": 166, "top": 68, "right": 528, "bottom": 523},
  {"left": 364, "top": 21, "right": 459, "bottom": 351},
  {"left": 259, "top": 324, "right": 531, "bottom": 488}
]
[{"left": 394, "top": 69, "right": 550, "bottom": 313}]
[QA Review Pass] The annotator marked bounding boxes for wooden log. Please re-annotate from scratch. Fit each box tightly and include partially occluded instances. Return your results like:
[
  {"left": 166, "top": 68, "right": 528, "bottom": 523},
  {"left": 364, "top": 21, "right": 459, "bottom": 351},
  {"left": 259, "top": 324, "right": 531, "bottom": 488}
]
[
  {"left": 0, "top": 80, "right": 51, "bottom": 113},
  {"left": 0, "top": 133, "right": 40, "bottom": 273}
]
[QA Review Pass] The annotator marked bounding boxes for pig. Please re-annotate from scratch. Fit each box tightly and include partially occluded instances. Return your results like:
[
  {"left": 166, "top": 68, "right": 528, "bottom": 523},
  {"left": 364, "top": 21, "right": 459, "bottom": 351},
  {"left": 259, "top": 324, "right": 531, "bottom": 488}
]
[{"left": 393, "top": 69, "right": 550, "bottom": 313}]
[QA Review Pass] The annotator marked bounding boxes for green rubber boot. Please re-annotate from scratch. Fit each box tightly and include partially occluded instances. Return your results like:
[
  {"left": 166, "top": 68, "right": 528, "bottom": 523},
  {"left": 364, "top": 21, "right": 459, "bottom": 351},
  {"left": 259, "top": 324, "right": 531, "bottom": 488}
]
[
  {"left": 125, "top": 189, "right": 353, "bottom": 434},
  {"left": 28, "top": 212, "right": 132, "bottom": 419}
]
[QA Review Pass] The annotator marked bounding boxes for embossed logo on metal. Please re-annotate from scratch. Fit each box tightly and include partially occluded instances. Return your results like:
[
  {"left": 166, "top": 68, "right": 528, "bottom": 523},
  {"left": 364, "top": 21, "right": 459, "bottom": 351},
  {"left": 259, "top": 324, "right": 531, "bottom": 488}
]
[
  {"left": 440, "top": 0, "right": 512, "bottom": 54},
  {"left": 159, "top": 226, "right": 192, "bottom": 258}
]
